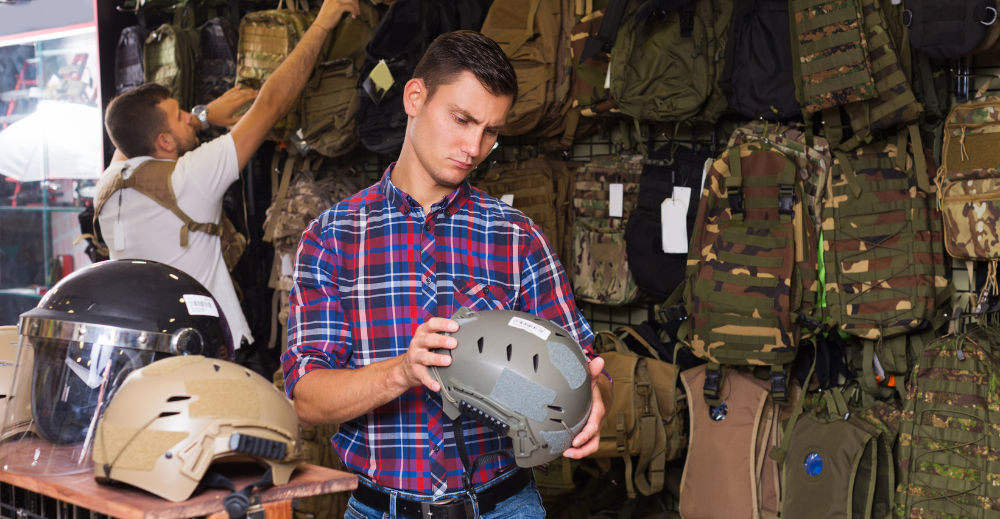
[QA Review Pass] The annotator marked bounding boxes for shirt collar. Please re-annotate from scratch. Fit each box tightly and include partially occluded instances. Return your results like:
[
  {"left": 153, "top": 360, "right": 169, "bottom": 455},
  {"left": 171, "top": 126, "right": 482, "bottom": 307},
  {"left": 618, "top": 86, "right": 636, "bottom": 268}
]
[{"left": 378, "top": 163, "right": 472, "bottom": 218}]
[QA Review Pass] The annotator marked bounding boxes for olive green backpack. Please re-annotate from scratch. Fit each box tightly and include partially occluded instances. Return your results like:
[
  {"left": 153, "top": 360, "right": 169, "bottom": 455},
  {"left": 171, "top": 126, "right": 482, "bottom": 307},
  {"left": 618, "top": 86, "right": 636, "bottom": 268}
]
[{"left": 144, "top": 7, "right": 199, "bottom": 111}]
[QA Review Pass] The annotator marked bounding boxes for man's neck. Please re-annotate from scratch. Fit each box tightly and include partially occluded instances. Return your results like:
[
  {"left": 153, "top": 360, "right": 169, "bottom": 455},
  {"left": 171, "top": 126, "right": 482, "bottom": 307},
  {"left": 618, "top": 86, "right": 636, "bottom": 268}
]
[
  {"left": 150, "top": 150, "right": 179, "bottom": 161},
  {"left": 392, "top": 146, "right": 458, "bottom": 215}
]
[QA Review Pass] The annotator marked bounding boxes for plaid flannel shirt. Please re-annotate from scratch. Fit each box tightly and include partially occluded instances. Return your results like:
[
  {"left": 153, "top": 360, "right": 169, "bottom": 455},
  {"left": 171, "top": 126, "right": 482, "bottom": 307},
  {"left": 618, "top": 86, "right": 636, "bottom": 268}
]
[{"left": 282, "top": 166, "right": 596, "bottom": 495}]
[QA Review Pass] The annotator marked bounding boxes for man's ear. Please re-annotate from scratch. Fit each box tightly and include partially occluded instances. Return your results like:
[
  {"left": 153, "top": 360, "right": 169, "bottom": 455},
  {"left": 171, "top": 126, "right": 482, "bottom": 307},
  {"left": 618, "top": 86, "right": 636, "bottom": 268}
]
[
  {"left": 155, "top": 132, "right": 176, "bottom": 154},
  {"left": 403, "top": 78, "right": 427, "bottom": 118}
]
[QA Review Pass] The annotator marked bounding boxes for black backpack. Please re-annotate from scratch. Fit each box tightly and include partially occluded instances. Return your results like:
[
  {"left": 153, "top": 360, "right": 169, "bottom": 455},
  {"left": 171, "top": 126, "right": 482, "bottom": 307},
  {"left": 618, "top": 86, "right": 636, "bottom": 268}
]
[
  {"left": 357, "top": 0, "right": 492, "bottom": 157},
  {"left": 624, "top": 141, "right": 712, "bottom": 299},
  {"left": 114, "top": 25, "right": 150, "bottom": 96},
  {"left": 718, "top": 0, "right": 799, "bottom": 120},
  {"left": 904, "top": 0, "right": 999, "bottom": 59},
  {"left": 197, "top": 16, "right": 237, "bottom": 106}
]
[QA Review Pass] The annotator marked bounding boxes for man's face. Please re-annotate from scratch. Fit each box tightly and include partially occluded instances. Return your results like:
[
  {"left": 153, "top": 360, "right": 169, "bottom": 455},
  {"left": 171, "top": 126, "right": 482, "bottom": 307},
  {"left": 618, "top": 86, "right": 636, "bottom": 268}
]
[
  {"left": 156, "top": 97, "right": 199, "bottom": 156},
  {"left": 407, "top": 71, "right": 512, "bottom": 188}
]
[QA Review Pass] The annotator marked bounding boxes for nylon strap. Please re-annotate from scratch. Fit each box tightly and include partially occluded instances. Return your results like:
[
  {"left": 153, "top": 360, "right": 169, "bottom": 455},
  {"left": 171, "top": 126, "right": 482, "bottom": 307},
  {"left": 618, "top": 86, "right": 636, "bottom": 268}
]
[
  {"left": 263, "top": 154, "right": 297, "bottom": 243},
  {"left": 771, "top": 343, "right": 817, "bottom": 464},
  {"left": 909, "top": 124, "right": 930, "bottom": 193},
  {"left": 833, "top": 150, "right": 863, "bottom": 198},
  {"left": 578, "top": 0, "right": 629, "bottom": 63}
]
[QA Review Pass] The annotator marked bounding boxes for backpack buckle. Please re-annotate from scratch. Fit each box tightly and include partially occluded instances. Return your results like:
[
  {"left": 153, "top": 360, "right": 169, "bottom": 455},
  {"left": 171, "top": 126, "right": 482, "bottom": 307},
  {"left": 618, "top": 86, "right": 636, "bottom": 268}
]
[
  {"left": 657, "top": 304, "right": 687, "bottom": 323},
  {"left": 703, "top": 367, "right": 721, "bottom": 395},
  {"left": 778, "top": 186, "right": 795, "bottom": 216},
  {"left": 770, "top": 371, "right": 787, "bottom": 402},
  {"left": 727, "top": 187, "right": 744, "bottom": 215},
  {"left": 796, "top": 312, "right": 823, "bottom": 333}
]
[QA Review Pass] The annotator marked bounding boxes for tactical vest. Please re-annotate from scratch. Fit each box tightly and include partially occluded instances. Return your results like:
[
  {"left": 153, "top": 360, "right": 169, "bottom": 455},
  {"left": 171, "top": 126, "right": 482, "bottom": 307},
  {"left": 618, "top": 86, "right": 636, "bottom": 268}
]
[
  {"left": 94, "top": 160, "right": 245, "bottom": 271},
  {"left": 474, "top": 157, "right": 560, "bottom": 251},
  {"left": 679, "top": 365, "right": 781, "bottom": 519},
  {"left": 669, "top": 140, "right": 820, "bottom": 403},
  {"left": 895, "top": 328, "right": 1000, "bottom": 518}
]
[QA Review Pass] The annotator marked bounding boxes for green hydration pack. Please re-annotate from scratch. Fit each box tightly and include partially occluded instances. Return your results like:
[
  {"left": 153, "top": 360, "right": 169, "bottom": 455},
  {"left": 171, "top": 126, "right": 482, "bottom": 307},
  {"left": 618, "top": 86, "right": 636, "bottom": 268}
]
[
  {"left": 789, "top": 0, "right": 877, "bottom": 115},
  {"left": 571, "top": 155, "right": 643, "bottom": 306},
  {"left": 608, "top": 0, "right": 722, "bottom": 123},
  {"left": 823, "top": 132, "right": 953, "bottom": 400},
  {"left": 144, "top": 7, "right": 199, "bottom": 111},
  {"left": 895, "top": 327, "right": 1000, "bottom": 518},
  {"left": 664, "top": 136, "right": 821, "bottom": 404},
  {"left": 236, "top": 1, "right": 314, "bottom": 141},
  {"left": 301, "top": 1, "right": 379, "bottom": 157}
]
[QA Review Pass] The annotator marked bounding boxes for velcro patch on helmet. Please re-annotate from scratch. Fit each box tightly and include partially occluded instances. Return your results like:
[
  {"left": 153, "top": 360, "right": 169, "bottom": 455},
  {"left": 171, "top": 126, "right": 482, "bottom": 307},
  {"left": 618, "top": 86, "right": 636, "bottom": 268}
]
[
  {"left": 142, "top": 355, "right": 204, "bottom": 377},
  {"left": 489, "top": 368, "right": 556, "bottom": 423},
  {"left": 94, "top": 422, "right": 188, "bottom": 471},
  {"left": 546, "top": 341, "right": 587, "bottom": 389},
  {"left": 186, "top": 378, "right": 259, "bottom": 419},
  {"left": 539, "top": 406, "right": 591, "bottom": 455}
]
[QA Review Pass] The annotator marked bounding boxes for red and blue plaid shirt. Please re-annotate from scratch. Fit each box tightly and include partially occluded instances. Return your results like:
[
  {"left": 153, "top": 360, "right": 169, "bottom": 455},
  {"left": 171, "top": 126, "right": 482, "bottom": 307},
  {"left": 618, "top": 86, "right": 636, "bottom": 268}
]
[{"left": 282, "top": 166, "right": 596, "bottom": 495}]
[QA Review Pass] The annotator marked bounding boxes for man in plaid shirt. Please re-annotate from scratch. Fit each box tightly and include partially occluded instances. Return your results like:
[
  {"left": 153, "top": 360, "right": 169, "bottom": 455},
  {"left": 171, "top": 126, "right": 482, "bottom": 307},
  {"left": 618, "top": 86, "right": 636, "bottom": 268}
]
[{"left": 282, "top": 31, "right": 610, "bottom": 519}]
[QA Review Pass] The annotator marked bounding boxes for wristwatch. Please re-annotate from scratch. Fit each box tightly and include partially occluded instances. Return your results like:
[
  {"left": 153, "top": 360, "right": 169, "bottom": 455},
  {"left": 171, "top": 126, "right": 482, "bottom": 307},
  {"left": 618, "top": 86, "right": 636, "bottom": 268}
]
[{"left": 191, "top": 105, "right": 209, "bottom": 129}]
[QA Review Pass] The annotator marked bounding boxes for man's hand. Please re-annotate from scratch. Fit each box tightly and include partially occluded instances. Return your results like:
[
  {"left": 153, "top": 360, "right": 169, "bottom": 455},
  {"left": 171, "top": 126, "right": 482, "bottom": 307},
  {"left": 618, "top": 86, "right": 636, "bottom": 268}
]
[
  {"left": 206, "top": 85, "right": 258, "bottom": 127},
  {"left": 562, "top": 356, "right": 608, "bottom": 459},
  {"left": 315, "top": 0, "right": 361, "bottom": 31},
  {"left": 395, "top": 318, "right": 458, "bottom": 392}
]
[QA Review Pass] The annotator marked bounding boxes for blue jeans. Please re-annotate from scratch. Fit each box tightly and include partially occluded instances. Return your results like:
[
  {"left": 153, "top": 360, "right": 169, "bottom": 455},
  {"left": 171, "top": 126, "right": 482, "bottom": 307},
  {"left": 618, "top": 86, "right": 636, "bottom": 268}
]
[{"left": 344, "top": 472, "right": 545, "bottom": 519}]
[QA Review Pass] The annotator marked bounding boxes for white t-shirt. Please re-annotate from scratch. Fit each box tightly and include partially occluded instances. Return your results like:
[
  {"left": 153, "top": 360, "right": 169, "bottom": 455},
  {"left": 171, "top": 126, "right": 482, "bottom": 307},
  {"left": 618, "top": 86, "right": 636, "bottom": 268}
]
[{"left": 96, "top": 134, "right": 252, "bottom": 347}]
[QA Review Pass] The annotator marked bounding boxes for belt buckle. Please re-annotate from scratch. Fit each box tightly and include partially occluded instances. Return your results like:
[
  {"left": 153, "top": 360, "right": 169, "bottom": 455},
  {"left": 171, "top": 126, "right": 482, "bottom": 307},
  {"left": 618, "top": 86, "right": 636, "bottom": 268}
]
[{"left": 419, "top": 496, "right": 475, "bottom": 519}]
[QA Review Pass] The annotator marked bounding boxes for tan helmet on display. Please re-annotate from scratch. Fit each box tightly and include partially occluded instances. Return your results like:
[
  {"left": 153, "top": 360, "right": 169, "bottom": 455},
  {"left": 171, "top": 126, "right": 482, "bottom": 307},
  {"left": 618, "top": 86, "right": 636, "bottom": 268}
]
[{"left": 93, "top": 355, "right": 303, "bottom": 504}]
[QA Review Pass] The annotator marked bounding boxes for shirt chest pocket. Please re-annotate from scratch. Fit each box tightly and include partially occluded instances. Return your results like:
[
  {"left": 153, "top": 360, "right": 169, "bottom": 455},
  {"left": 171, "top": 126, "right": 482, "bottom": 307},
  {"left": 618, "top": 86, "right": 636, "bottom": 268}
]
[{"left": 453, "top": 279, "right": 517, "bottom": 312}]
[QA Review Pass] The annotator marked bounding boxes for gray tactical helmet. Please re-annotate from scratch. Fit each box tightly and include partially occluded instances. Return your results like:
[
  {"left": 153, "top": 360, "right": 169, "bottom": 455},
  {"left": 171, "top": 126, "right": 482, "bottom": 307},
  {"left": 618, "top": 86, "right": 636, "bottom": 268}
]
[{"left": 430, "top": 307, "right": 593, "bottom": 468}]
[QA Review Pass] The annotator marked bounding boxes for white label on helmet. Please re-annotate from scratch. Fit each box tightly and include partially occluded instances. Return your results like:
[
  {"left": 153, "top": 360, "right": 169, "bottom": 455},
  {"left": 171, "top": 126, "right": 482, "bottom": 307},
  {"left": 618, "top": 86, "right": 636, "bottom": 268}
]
[
  {"left": 183, "top": 294, "right": 219, "bottom": 317},
  {"left": 508, "top": 317, "right": 551, "bottom": 341}
]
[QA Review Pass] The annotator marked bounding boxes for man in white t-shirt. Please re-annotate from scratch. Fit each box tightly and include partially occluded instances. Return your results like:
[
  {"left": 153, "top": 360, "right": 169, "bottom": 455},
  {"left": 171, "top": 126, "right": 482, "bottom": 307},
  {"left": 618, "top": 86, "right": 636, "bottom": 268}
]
[{"left": 98, "top": 0, "right": 360, "bottom": 348}]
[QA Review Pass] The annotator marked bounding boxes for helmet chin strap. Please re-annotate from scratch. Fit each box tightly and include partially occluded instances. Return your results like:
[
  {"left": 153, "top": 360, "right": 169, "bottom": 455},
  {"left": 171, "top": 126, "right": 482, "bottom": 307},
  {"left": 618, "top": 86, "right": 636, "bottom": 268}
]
[
  {"left": 199, "top": 466, "right": 275, "bottom": 519},
  {"left": 450, "top": 416, "right": 515, "bottom": 502}
]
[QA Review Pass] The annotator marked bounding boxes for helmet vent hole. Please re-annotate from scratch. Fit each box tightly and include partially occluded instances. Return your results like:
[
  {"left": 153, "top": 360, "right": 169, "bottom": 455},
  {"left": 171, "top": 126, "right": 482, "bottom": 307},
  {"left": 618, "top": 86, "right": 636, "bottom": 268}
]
[
  {"left": 245, "top": 371, "right": 252, "bottom": 377},
  {"left": 554, "top": 332, "right": 567, "bottom": 338},
  {"left": 167, "top": 396, "right": 190, "bottom": 402},
  {"left": 478, "top": 337, "right": 484, "bottom": 353},
  {"left": 158, "top": 412, "right": 180, "bottom": 418},
  {"left": 549, "top": 418, "right": 564, "bottom": 424},
  {"left": 533, "top": 354, "right": 539, "bottom": 372},
  {"left": 213, "top": 364, "right": 220, "bottom": 372},
  {"left": 548, "top": 405, "right": 563, "bottom": 413},
  {"left": 506, "top": 344, "right": 512, "bottom": 361}
]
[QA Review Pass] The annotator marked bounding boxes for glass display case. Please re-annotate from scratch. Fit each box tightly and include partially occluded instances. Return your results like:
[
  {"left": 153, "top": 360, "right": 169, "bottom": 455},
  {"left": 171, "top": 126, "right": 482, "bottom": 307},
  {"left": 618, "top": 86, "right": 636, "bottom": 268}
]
[{"left": 0, "top": 25, "right": 103, "bottom": 323}]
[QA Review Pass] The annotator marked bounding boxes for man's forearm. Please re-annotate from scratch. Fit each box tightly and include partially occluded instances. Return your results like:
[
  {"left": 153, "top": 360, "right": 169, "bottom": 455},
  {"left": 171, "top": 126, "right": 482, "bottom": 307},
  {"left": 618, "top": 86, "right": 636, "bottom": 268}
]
[
  {"left": 258, "top": 24, "right": 328, "bottom": 117},
  {"left": 292, "top": 355, "right": 410, "bottom": 427}
]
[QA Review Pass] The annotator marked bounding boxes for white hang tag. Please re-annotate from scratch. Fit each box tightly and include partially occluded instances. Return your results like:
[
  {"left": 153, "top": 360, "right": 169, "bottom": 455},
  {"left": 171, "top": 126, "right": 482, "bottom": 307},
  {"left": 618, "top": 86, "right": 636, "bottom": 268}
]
[
  {"left": 604, "top": 57, "right": 612, "bottom": 89},
  {"left": 890, "top": 0, "right": 900, "bottom": 4},
  {"left": 661, "top": 199, "right": 689, "bottom": 254},
  {"left": 673, "top": 186, "right": 692, "bottom": 210},
  {"left": 280, "top": 252, "right": 294, "bottom": 277},
  {"left": 609, "top": 183, "right": 624, "bottom": 218},
  {"left": 113, "top": 221, "right": 125, "bottom": 251},
  {"left": 183, "top": 294, "right": 219, "bottom": 317},
  {"left": 500, "top": 194, "right": 515, "bottom": 206}
]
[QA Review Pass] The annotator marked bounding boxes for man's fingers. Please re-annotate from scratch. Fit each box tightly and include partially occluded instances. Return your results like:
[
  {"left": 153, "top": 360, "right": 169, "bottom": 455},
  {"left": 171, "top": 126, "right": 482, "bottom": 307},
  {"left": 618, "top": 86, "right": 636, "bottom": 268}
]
[
  {"left": 418, "top": 332, "right": 456, "bottom": 350},
  {"left": 422, "top": 317, "right": 459, "bottom": 333},
  {"left": 587, "top": 356, "right": 605, "bottom": 377}
]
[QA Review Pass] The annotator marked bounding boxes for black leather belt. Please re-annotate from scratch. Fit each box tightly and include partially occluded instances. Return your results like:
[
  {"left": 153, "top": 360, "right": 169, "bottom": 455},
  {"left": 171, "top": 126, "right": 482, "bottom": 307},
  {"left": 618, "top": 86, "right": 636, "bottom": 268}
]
[{"left": 351, "top": 469, "right": 531, "bottom": 519}]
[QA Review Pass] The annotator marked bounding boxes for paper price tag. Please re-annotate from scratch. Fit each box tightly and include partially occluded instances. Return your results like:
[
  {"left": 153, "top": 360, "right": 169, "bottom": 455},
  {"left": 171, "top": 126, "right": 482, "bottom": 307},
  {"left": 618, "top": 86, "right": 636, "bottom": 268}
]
[
  {"left": 661, "top": 199, "right": 689, "bottom": 254},
  {"left": 113, "top": 221, "right": 125, "bottom": 251},
  {"left": 609, "top": 183, "right": 624, "bottom": 218},
  {"left": 281, "top": 253, "right": 294, "bottom": 277},
  {"left": 183, "top": 294, "right": 219, "bottom": 317},
  {"left": 500, "top": 194, "right": 515, "bottom": 206},
  {"left": 673, "top": 186, "right": 692, "bottom": 210}
]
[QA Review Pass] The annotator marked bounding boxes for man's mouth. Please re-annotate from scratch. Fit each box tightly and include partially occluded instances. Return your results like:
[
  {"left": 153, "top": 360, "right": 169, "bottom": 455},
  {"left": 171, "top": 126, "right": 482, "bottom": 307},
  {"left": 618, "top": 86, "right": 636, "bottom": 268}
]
[{"left": 449, "top": 159, "right": 473, "bottom": 170}]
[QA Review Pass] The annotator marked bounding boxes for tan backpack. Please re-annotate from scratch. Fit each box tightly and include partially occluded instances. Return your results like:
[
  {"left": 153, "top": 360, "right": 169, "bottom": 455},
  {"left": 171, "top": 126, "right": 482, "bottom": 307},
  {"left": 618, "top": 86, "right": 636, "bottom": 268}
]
[{"left": 474, "top": 157, "right": 559, "bottom": 251}]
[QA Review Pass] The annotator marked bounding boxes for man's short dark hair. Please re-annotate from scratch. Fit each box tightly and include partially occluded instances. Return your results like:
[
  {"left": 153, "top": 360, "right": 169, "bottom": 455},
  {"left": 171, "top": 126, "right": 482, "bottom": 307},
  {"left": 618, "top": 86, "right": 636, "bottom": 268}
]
[
  {"left": 104, "top": 83, "right": 171, "bottom": 158},
  {"left": 413, "top": 31, "right": 518, "bottom": 101}
]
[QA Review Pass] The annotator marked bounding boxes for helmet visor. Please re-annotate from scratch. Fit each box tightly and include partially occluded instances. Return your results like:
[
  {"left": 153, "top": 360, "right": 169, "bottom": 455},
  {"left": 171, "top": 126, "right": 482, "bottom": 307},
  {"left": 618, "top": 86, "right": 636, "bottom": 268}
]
[{"left": 0, "top": 335, "right": 155, "bottom": 475}]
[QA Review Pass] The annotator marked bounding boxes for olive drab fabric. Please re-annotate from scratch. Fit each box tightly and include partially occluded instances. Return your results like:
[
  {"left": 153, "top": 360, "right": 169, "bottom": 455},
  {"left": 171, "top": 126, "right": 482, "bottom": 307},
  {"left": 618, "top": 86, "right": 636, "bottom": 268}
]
[
  {"left": 608, "top": 0, "right": 717, "bottom": 123},
  {"left": 624, "top": 142, "right": 713, "bottom": 299},
  {"left": 144, "top": 18, "right": 199, "bottom": 111},
  {"left": 550, "top": 159, "right": 581, "bottom": 273},
  {"left": 588, "top": 330, "right": 687, "bottom": 500},
  {"left": 903, "top": 0, "right": 1000, "bottom": 59},
  {"left": 691, "top": 0, "right": 735, "bottom": 125},
  {"left": 301, "top": 2, "right": 379, "bottom": 158},
  {"left": 480, "top": 0, "right": 574, "bottom": 139},
  {"left": 788, "top": 0, "right": 877, "bottom": 114},
  {"left": 115, "top": 25, "right": 150, "bottom": 96},
  {"left": 236, "top": 4, "right": 314, "bottom": 142},
  {"left": 679, "top": 365, "right": 781, "bottom": 519},
  {"left": 938, "top": 80, "right": 1000, "bottom": 263},
  {"left": 93, "top": 160, "right": 246, "bottom": 272},
  {"left": 895, "top": 328, "right": 1000, "bottom": 518},
  {"left": 474, "top": 157, "right": 560, "bottom": 252},
  {"left": 196, "top": 16, "right": 238, "bottom": 107},
  {"left": 718, "top": 0, "right": 799, "bottom": 120},
  {"left": 680, "top": 141, "right": 819, "bottom": 375},
  {"left": 571, "top": 155, "right": 643, "bottom": 306}
]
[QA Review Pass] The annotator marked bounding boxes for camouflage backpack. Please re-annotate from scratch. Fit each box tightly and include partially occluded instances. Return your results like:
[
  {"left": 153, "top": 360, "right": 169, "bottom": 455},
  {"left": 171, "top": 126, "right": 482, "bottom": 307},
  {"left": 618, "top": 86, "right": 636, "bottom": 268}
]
[
  {"left": 895, "top": 327, "right": 1000, "bottom": 518},
  {"left": 236, "top": 3, "right": 314, "bottom": 141},
  {"left": 938, "top": 78, "right": 1000, "bottom": 285},
  {"left": 663, "top": 139, "right": 820, "bottom": 404},
  {"left": 474, "top": 157, "right": 560, "bottom": 252},
  {"left": 114, "top": 25, "right": 150, "bottom": 96},
  {"left": 144, "top": 14, "right": 200, "bottom": 111},
  {"left": 571, "top": 155, "right": 643, "bottom": 306},
  {"left": 822, "top": 132, "right": 952, "bottom": 400},
  {"left": 608, "top": 0, "right": 718, "bottom": 122},
  {"left": 571, "top": 6, "right": 619, "bottom": 118},
  {"left": 301, "top": 2, "right": 379, "bottom": 158},
  {"left": 787, "top": 0, "right": 877, "bottom": 114}
]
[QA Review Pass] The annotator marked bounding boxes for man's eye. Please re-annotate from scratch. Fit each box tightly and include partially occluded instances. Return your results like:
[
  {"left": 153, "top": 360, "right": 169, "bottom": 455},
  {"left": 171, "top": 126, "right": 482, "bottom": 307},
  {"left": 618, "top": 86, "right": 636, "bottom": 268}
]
[
  {"left": 455, "top": 116, "right": 467, "bottom": 124},
  {"left": 486, "top": 129, "right": 498, "bottom": 136}
]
